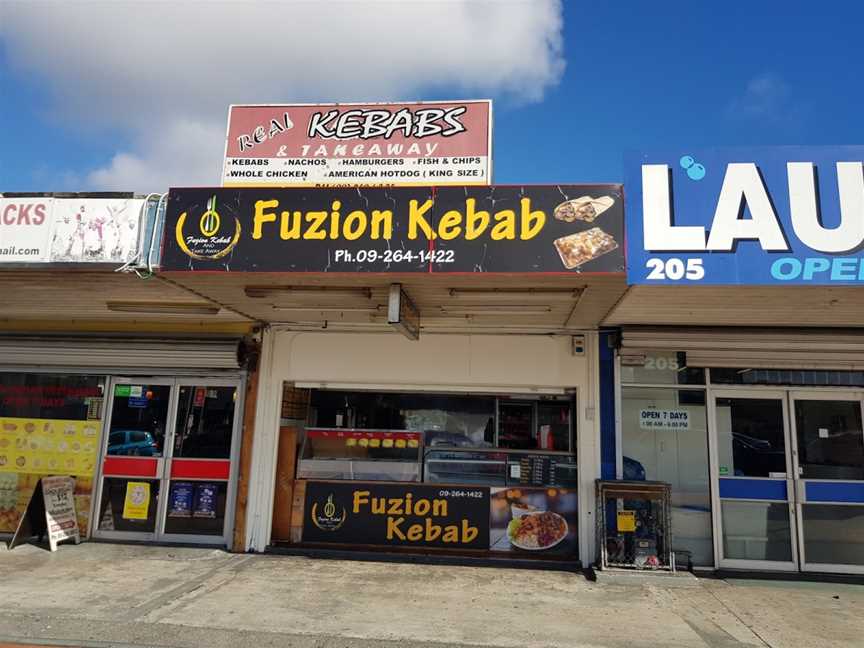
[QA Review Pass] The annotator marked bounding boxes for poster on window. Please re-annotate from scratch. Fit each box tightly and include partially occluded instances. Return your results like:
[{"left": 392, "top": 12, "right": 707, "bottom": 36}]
[
  {"left": 638, "top": 409, "right": 690, "bottom": 431},
  {"left": 192, "top": 483, "right": 218, "bottom": 519}
]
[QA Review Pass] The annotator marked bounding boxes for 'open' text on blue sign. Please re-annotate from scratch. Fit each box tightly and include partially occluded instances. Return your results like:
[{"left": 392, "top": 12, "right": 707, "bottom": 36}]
[{"left": 625, "top": 146, "right": 864, "bottom": 284}]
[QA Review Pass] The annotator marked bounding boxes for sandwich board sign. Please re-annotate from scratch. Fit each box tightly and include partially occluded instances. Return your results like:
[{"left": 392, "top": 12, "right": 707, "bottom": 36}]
[{"left": 9, "top": 476, "right": 80, "bottom": 551}]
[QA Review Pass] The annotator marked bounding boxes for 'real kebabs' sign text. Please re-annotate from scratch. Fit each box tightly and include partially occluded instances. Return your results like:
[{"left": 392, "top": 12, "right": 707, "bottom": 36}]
[
  {"left": 222, "top": 101, "right": 491, "bottom": 187},
  {"left": 161, "top": 185, "right": 624, "bottom": 273}
]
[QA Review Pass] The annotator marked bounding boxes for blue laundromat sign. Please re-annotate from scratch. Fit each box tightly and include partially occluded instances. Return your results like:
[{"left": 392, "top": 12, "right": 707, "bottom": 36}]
[{"left": 624, "top": 146, "right": 864, "bottom": 284}]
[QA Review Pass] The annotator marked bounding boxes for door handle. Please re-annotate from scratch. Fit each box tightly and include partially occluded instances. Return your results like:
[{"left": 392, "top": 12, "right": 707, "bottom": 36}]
[{"left": 790, "top": 479, "right": 805, "bottom": 504}]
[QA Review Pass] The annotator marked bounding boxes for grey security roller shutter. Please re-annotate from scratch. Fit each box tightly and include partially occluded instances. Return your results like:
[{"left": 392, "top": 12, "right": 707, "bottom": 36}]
[
  {"left": 0, "top": 336, "right": 241, "bottom": 369},
  {"left": 620, "top": 326, "right": 864, "bottom": 370}
]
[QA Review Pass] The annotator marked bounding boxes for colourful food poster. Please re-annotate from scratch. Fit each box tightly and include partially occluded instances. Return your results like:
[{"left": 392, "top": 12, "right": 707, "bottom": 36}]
[
  {"left": 122, "top": 481, "right": 150, "bottom": 520},
  {"left": 0, "top": 417, "right": 101, "bottom": 476},
  {"left": 489, "top": 487, "right": 578, "bottom": 555}
]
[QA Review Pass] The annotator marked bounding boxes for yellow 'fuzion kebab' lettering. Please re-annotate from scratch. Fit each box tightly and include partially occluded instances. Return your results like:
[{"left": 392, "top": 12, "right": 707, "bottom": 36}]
[
  {"left": 352, "top": 489, "right": 479, "bottom": 544},
  {"left": 253, "top": 199, "right": 393, "bottom": 241},
  {"left": 251, "top": 197, "right": 547, "bottom": 242}
]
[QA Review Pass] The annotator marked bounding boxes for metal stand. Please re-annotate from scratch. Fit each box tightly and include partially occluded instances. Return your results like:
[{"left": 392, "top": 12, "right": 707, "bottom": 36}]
[{"left": 596, "top": 480, "right": 672, "bottom": 571}]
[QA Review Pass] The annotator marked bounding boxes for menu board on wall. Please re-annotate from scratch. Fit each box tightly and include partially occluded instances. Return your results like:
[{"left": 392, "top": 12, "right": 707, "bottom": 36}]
[
  {"left": 508, "top": 455, "right": 578, "bottom": 488},
  {"left": 0, "top": 417, "right": 100, "bottom": 476}
]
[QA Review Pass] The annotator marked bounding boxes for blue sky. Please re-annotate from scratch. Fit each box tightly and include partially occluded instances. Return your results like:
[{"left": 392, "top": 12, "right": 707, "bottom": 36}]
[{"left": 0, "top": 1, "right": 860, "bottom": 191}]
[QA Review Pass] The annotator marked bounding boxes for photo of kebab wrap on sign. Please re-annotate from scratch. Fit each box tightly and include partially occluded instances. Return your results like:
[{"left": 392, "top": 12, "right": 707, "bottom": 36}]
[{"left": 553, "top": 196, "right": 615, "bottom": 223}]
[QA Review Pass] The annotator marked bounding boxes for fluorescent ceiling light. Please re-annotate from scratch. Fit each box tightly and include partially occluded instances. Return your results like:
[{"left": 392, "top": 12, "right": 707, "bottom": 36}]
[
  {"left": 271, "top": 305, "right": 383, "bottom": 313},
  {"left": 448, "top": 288, "right": 581, "bottom": 300},
  {"left": 246, "top": 286, "right": 372, "bottom": 299},
  {"left": 106, "top": 301, "right": 220, "bottom": 315},
  {"left": 439, "top": 305, "right": 553, "bottom": 316}
]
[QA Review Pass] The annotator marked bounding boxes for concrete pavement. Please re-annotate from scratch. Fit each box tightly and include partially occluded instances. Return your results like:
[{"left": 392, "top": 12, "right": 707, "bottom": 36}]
[{"left": 1, "top": 542, "right": 863, "bottom": 648}]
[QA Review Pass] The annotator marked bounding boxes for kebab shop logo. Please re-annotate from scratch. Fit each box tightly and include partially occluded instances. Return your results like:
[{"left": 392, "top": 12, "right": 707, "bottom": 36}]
[
  {"left": 174, "top": 195, "right": 242, "bottom": 260},
  {"left": 311, "top": 493, "right": 347, "bottom": 531}
]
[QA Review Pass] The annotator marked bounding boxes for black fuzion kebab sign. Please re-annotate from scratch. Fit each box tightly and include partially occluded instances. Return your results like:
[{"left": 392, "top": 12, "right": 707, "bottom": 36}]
[
  {"left": 162, "top": 185, "right": 624, "bottom": 273},
  {"left": 303, "top": 481, "right": 490, "bottom": 549}
]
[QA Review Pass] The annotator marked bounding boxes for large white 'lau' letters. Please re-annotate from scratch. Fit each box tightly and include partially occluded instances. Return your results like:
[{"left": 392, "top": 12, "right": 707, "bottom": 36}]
[
  {"left": 642, "top": 164, "right": 706, "bottom": 250},
  {"left": 705, "top": 163, "right": 787, "bottom": 251},
  {"left": 788, "top": 162, "right": 864, "bottom": 253}
]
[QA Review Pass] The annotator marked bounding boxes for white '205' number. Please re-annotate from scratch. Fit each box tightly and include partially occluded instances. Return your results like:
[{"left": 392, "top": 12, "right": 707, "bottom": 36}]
[{"left": 645, "top": 258, "right": 704, "bottom": 280}]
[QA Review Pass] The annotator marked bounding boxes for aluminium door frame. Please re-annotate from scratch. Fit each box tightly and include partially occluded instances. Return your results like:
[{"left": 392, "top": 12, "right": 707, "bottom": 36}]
[
  {"left": 92, "top": 375, "right": 245, "bottom": 547},
  {"left": 91, "top": 376, "right": 179, "bottom": 543},
  {"left": 708, "top": 388, "right": 800, "bottom": 572},
  {"left": 788, "top": 390, "right": 864, "bottom": 575},
  {"left": 157, "top": 376, "right": 244, "bottom": 546}
]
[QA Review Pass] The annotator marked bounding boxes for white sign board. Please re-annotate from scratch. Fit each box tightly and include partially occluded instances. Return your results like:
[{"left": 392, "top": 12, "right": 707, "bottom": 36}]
[
  {"left": 222, "top": 101, "right": 492, "bottom": 187},
  {"left": 41, "top": 475, "right": 80, "bottom": 551},
  {"left": 639, "top": 409, "right": 690, "bottom": 431},
  {"left": 0, "top": 197, "right": 144, "bottom": 264},
  {"left": 0, "top": 197, "right": 53, "bottom": 261}
]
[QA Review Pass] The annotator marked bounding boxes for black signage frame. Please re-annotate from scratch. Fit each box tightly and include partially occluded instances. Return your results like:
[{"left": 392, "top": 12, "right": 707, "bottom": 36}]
[{"left": 161, "top": 185, "right": 624, "bottom": 274}]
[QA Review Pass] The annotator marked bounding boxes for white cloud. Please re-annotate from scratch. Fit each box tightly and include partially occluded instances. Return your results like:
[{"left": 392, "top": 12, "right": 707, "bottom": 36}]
[
  {"left": 728, "top": 73, "right": 790, "bottom": 118},
  {"left": 0, "top": 0, "right": 564, "bottom": 192}
]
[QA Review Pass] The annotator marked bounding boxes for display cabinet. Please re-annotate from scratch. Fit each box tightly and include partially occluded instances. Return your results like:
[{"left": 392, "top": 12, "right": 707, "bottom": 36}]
[{"left": 297, "top": 428, "right": 422, "bottom": 482}]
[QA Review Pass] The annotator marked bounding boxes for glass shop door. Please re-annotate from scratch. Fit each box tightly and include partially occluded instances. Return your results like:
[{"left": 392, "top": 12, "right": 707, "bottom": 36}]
[
  {"left": 710, "top": 390, "right": 798, "bottom": 571},
  {"left": 790, "top": 392, "right": 864, "bottom": 574},
  {"left": 93, "top": 377, "right": 241, "bottom": 545}
]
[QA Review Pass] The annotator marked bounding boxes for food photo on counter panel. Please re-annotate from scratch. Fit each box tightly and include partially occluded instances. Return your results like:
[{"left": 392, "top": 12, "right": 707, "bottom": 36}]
[{"left": 489, "top": 487, "right": 578, "bottom": 556}]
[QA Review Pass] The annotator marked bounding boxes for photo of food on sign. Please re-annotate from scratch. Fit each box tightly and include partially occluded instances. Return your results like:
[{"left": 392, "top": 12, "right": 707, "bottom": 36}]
[
  {"left": 489, "top": 487, "right": 577, "bottom": 555},
  {"left": 161, "top": 185, "right": 624, "bottom": 274}
]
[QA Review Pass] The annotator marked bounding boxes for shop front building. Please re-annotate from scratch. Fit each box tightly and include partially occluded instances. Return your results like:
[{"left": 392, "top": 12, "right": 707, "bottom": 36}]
[
  {"left": 159, "top": 184, "right": 629, "bottom": 566},
  {"left": 606, "top": 146, "right": 864, "bottom": 575},
  {"left": 0, "top": 194, "right": 258, "bottom": 548}
]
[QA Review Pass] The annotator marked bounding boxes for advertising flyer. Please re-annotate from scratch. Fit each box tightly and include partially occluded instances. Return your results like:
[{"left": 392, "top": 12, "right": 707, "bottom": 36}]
[
  {"left": 41, "top": 475, "right": 80, "bottom": 551},
  {"left": 168, "top": 481, "right": 194, "bottom": 518},
  {"left": 222, "top": 101, "right": 492, "bottom": 187},
  {"left": 122, "top": 481, "right": 151, "bottom": 520},
  {"left": 162, "top": 185, "right": 624, "bottom": 273},
  {"left": 0, "top": 417, "right": 100, "bottom": 476},
  {"left": 192, "top": 483, "right": 217, "bottom": 518}
]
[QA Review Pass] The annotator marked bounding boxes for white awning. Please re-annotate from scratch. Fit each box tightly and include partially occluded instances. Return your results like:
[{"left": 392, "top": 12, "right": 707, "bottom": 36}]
[
  {"left": 0, "top": 336, "right": 242, "bottom": 370},
  {"left": 620, "top": 327, "right": 864, "bottom": 370}
]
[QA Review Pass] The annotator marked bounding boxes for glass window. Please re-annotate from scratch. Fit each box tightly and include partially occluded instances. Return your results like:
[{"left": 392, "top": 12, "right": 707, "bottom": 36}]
[
  {"left": 711, "top": 368, "right": 864, "bottom": 387},
  {"left": 620, "top": 386, "right": 713, "bottom": 566},
  {"left": 620, "top": 352, "right": 705, "bottom": 386},
  {"left": 795, "top": 400, "right": 864, "bottom": 480},
  {"left": 106, "top": 384, "right": 170, "bottom": 457},
  {"left": 163, "top": 480, "right": 227, "bottom": 536},
  {"left": 721, "top": 501, "right": 793, "bottom": 562},
  {"left": 307, "top": 390, "right": 574, "bottom": 452},
  {"left": 802, "top": 504, "right": 864, "bottom": 566},
  {"left": 715, "top": 398, "right": 787, "bottom": 477},
  {"left": 0, "top": 372, "right": 105, "bottom": 536},
  {"left": 173, "top": 386, "right": 237, "bottom": 459},
  {"left": 97, "top": 477, "right": 161, "bottom": 533}
]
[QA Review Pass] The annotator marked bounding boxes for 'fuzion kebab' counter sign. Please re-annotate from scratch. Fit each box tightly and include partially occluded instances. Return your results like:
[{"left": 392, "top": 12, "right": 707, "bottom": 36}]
[{"left": 161, "top": 185, "right": 624, "bottom": 273}]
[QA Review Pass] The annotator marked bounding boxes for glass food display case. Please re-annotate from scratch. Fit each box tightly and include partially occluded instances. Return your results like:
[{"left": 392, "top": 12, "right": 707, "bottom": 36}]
[{"left": 297, "top": 428, "right": 422, "bottom": 482}]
